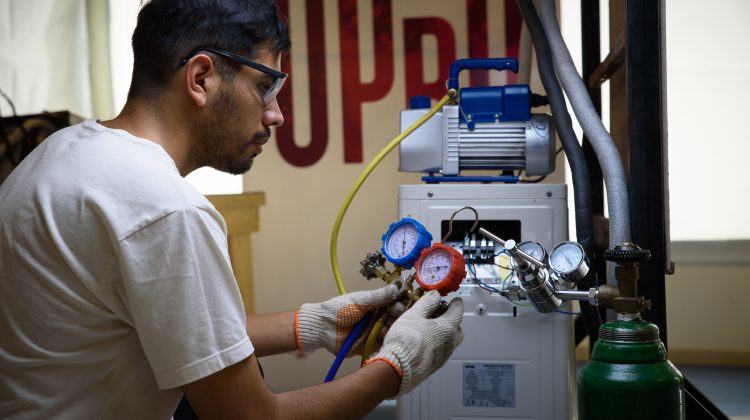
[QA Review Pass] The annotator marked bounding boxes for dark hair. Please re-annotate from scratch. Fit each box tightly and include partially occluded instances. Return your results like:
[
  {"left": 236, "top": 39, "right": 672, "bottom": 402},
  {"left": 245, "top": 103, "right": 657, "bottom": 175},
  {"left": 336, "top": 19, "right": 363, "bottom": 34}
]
[{"left": 128, "top": 0, "right": 291, "bottom": 101}]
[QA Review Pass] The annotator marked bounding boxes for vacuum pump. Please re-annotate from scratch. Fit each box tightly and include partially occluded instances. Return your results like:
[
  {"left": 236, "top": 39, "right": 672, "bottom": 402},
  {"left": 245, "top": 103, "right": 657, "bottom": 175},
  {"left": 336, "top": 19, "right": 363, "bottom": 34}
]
[{"left": 399, "top": 58, "right": 555, "bottom": 177}]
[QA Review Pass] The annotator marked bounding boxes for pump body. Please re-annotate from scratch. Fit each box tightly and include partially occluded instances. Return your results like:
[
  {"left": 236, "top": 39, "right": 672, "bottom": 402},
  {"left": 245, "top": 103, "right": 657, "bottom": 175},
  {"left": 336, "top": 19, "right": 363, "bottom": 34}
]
[
  {"left": 400, "top": 105, "right": 555, "bottom": 176},
  {"left": 399, "top": 58, "right": 556, "bottom": 177}
]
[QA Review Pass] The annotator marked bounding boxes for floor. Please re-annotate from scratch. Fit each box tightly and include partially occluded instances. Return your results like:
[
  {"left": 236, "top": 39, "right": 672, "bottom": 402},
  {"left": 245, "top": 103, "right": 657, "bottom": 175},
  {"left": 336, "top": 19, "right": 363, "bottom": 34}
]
[
  {"left": 362, "top": 364, "right": 750, "bottom": 419},
  {"left": 678, "top": 364, "right": 750, "bottom": 419}
]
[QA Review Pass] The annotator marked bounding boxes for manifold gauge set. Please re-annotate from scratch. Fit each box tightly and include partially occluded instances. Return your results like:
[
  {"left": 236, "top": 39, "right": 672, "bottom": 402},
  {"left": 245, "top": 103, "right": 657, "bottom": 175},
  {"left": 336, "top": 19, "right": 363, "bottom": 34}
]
[{"left": 360, "top": 215, "right": 592, "bottom": 311}]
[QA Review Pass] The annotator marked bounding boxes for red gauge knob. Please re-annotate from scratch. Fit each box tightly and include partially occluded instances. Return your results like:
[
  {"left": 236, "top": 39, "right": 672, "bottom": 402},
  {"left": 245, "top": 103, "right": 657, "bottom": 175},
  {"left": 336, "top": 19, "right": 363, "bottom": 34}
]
[{"left": 414, "top": 243, "right": 466, "bottom": 296}]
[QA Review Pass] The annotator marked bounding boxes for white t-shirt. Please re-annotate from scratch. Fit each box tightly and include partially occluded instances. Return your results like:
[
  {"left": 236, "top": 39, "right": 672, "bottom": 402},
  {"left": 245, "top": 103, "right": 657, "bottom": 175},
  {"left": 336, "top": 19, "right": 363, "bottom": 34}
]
[{"left": 0, "top": 120, "right": 254, "bottom": 419}]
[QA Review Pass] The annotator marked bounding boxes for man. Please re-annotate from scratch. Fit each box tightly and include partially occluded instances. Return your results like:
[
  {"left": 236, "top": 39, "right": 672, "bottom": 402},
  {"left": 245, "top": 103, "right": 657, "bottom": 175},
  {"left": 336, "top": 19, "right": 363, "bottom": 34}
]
[{"left": 0, "top": 0, "right": 464, "bottom": 418}]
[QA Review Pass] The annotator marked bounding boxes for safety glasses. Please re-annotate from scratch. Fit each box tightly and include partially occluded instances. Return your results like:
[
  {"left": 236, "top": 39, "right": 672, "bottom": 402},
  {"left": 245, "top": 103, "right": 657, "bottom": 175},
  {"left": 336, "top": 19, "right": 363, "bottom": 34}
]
[{"left": 177, "top": 46, "right": 287, "bottom": 105}]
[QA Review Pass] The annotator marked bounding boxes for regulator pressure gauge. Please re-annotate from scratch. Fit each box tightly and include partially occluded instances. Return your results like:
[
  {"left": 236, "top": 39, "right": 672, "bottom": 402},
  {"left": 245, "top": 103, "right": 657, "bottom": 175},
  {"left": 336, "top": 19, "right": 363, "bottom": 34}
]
[
  {"left": 549, "top": 241, "right": 589, "bottom": 282},
  {"left": 414, "top": 243, "right": 466, "bottom": 296},
  {"left": 517, "top": 241, "right": 548, "bottom": 264},
  {"left": 381, "top": 218, "right": 433, "bottom": 269}
]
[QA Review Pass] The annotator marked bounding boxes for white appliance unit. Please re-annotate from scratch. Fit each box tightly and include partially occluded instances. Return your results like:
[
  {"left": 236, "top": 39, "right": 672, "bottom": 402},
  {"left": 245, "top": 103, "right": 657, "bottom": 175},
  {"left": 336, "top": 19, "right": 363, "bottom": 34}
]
[{"left": 397, "top": 183, "right": 573, "bottom": 420}]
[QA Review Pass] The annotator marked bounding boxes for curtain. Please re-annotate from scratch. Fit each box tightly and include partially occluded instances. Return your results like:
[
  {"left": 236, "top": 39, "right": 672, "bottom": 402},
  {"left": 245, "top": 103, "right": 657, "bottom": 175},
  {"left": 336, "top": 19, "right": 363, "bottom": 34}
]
[{"left": 0, "top": 0, "right": 95, "bottom": 118}]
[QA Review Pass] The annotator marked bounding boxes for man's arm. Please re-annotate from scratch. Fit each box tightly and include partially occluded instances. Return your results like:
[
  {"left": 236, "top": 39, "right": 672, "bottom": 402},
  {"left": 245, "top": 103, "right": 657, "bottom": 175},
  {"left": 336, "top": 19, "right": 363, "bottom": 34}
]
[
  {"left": 183, "top": 289, "right": 463, "bottom": 419},
  {"left": 245, "top": 311, "right": 297, "bottom": 357},
  {"left": 187, "top": 294, "right": 397, "bottom": 418},
  {"left": 248, "top": 284, "right": 403, "bottom": 357},
  {"left": 182, "top": 354, "right": 398, "bottom": 419}
]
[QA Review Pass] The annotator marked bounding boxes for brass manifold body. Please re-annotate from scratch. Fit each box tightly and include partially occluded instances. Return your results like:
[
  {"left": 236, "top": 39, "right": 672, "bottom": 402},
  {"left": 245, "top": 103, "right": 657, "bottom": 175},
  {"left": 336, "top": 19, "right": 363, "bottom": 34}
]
[{"left": 355, "top": 252, "right": 426, "bottom": 363}]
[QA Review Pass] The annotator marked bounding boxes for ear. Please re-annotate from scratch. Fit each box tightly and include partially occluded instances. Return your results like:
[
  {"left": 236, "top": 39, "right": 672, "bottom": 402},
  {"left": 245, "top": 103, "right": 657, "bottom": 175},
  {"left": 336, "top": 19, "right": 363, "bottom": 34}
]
[{"left": 184, "top": 54, "right": 220, "bottom": 108}]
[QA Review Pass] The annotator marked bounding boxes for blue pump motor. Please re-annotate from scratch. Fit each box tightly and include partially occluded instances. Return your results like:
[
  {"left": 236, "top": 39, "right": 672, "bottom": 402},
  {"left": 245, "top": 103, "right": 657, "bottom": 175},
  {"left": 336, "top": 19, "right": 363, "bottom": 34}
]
[{"left": 399, "top": 58, "right": 555, "bottom": 177}]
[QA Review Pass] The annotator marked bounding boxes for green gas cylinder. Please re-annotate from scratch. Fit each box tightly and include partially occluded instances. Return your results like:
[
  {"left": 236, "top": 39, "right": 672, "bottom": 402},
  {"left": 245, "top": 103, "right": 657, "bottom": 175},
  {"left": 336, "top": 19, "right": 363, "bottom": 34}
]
[{"left": 578, "top": 317, "right": 685, "bottom": 419}]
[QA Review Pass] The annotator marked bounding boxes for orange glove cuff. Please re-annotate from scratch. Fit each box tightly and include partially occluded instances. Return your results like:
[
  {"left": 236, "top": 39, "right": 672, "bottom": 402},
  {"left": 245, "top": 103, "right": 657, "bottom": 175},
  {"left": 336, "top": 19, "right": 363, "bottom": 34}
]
[
  {"left": 294, "top": 310, "right": 304, "bottom": 353},
  {"left": 365, "top": 356, "right": 404, "bottom": 378}
]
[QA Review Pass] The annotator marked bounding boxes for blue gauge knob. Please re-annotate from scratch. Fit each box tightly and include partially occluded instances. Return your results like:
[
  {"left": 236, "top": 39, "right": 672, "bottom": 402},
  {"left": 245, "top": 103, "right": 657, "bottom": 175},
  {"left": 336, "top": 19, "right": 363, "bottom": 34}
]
[{"left": 381, "top": 218, "right": 433, "bottom": 268}]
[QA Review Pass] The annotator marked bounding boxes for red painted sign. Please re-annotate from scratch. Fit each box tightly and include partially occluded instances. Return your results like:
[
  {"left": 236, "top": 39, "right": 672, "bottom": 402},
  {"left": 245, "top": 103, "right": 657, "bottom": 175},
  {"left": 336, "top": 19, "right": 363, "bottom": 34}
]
[{"left": 276, "top": 0, "right": 521, "bottom": 167}]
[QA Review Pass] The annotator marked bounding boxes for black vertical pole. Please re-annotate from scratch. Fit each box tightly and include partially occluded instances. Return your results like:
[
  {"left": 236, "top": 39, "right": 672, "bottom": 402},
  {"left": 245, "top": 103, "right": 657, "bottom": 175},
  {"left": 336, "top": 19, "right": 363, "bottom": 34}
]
[{"left": 625, "top": 0, "right": 668, "bottom": 346}]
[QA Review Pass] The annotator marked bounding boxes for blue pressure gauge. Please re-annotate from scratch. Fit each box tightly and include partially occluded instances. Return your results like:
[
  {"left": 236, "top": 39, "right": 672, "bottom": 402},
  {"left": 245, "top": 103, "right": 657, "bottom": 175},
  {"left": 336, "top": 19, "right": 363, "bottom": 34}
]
[{"left": 381, "top": 218, "right": 433, "bottom": 269}]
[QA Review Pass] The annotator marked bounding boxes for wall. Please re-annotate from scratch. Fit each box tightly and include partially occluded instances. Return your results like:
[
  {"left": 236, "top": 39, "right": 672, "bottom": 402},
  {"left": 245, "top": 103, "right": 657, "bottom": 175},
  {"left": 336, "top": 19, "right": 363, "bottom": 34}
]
[
  {"left": 660, "top": 0, "right": 750, "bottom": 368},
  {"left": 666, "top": 242, "right": 750, "bottom": 365}
]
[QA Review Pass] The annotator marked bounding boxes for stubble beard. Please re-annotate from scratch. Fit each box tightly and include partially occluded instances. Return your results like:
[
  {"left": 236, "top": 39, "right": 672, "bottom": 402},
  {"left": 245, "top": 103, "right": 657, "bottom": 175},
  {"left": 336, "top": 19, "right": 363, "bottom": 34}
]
[{"left": 196, "top": 87, "right": 269, "bottom": 175}]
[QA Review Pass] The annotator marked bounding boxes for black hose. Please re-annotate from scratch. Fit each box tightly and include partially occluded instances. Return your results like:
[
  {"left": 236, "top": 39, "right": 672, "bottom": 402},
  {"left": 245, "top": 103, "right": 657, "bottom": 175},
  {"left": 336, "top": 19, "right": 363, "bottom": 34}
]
[{"left": 517, "top": 0, "right": 602, "bottom": 345}]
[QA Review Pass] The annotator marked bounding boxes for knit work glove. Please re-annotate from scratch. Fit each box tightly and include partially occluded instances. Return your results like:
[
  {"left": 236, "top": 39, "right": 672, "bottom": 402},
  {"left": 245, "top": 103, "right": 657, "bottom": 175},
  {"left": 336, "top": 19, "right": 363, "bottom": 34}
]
[
  {"left": 365, "top": 290, "right": 464, "bottom": 397},
  {"left": 295, "top": 284, "right": 401, "bottom": 355}
]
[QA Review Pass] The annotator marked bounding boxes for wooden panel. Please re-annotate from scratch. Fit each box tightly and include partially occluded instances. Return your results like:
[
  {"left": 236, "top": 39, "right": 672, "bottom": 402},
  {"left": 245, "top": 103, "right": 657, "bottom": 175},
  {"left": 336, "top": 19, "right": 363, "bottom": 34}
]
[
  {"left": 228, "top": 234, "right": 254, "bottom": 314},
  {"left": 207, "top": 192, "right": 265, "bottom": 314},
  {"left": 668, "top": 350, "right": 750, "bottom": 367},
  {"left": 609, "top": 0, "right": 630, "bottom": 175}
]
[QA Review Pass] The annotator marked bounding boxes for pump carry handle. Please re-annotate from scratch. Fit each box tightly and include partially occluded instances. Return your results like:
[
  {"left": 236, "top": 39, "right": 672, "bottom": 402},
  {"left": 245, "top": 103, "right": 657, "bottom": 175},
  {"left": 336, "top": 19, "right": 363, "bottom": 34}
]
[{"left": 447, "top": 58, "right": 519, "bottom": 90}]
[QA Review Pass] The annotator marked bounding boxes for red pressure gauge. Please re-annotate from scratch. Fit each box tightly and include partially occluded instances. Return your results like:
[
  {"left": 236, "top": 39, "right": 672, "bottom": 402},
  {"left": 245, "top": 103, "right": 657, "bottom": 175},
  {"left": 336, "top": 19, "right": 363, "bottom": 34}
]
[{"left": 414, "top": 243, "right": 466, "bottom": 296}]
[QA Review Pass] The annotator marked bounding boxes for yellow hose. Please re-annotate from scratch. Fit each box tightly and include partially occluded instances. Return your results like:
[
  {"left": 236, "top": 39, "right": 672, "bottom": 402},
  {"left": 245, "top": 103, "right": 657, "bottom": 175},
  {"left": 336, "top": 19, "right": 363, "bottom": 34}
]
[
  {"left": 360, "top": 310, "right": 390, "bottom": 365},
  {"left": 330, "top": 91, "right": 455, "bottom": 295},
  {"left": 361, "top": 297, "right": 418, "bottom": 363}
]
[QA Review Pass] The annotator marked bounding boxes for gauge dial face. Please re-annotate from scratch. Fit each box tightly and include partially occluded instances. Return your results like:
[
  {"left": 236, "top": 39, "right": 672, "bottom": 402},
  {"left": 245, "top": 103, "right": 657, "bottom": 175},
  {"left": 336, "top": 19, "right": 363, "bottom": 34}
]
[
  {"left": 414, "top": 243, "right": 466, "bottom": 296},
  {"left": 385, "top": 223, "right": 419, "bottom": 259},
  {"left": 550, "top": 242, "right": 585, "bottom": 274},
  {"left": 418, "top": 248, "right": 453, "bottom": 284},
  {"left": 518, "top": 241, "right": 546, "bottom": 262},
  {"left": 381, "top": 218, "right": 432, "bottom": 269}
]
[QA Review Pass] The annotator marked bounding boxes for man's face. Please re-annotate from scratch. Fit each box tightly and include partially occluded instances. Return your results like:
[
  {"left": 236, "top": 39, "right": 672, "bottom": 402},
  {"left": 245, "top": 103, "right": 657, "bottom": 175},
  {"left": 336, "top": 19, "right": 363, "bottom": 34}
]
[{"left": 194, "top": 49, "right": 284, "bottom": 175}]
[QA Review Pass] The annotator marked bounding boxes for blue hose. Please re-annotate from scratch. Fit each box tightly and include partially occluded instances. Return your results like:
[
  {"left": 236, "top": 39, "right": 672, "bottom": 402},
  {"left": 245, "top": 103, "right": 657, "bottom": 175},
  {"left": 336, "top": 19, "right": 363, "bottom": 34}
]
[{"left": 324, "top": 310, "right": 375, "bottom": 383}]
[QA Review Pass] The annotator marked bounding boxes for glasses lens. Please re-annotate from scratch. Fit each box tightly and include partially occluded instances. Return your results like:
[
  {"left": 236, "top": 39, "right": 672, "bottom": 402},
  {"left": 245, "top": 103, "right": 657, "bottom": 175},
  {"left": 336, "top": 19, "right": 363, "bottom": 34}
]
[{"left": 262, "top": 76, "right": 286, "bottom": 105}]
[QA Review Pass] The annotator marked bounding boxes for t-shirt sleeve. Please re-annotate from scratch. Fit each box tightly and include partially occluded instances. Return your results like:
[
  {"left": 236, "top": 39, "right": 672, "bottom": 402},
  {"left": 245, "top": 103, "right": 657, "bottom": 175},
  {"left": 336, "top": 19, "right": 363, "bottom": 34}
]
[{"left": 116, "top": 206, "right": 253, "bottom": 389}]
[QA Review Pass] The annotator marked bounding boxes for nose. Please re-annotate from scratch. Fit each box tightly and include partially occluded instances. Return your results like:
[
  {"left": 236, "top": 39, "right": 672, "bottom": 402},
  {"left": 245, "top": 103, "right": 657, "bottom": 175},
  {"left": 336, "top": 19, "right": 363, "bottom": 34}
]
[{"left": 262, "top": 99, "right": 284, "bottom": 128}]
